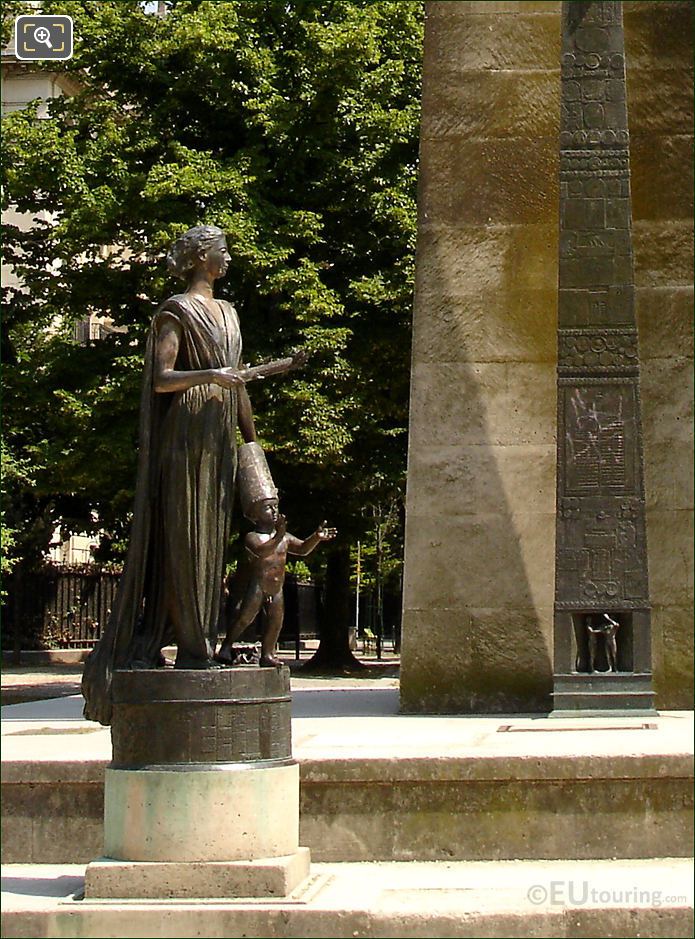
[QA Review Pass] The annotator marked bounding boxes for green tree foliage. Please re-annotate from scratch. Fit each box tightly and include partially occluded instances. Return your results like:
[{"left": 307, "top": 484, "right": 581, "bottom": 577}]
[
  {"left": 2, "top": 0, "right": 423, "bottom": 661},
  {"left": 1, "top": 442, "right": 34, "bottom": 583}
]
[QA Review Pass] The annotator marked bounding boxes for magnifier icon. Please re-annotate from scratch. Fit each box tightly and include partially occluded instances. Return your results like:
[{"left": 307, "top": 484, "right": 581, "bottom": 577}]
[{"left": 33, "top": 26, "right": 53, "bottom": 49}]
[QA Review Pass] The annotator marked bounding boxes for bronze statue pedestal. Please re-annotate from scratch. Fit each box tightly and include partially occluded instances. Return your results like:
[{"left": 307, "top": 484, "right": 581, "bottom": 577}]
[{"left": 84, "top": 667, "right": 311, "bottom": 899}]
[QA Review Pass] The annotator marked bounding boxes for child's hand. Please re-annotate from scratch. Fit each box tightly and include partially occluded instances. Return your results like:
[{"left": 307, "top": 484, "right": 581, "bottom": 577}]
[
  {"left": 316, "top": 521, "right": 337, "bottom": 541},
  {"left": 276, "top": 514, "right": 287, "bottom": 536}
]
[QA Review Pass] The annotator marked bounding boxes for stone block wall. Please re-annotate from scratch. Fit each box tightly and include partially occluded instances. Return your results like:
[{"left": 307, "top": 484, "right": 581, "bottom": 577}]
[
  {"left": 400, "top": 0, "right": 693, "bottom": 712},
  {"left": 625, "top": 1, "right": 694, "bottom": 709}
]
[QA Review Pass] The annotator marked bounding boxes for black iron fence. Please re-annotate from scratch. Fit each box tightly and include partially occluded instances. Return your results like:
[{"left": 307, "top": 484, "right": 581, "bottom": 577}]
[
  {"left": 2, "top": 564, "right": 121, "bottom": 650},
  {"left": 2, "top": 564, "right": 400, "bottom": 654},
  {"left": 1, "top": 565, "right": 322, "bottom": 652}
]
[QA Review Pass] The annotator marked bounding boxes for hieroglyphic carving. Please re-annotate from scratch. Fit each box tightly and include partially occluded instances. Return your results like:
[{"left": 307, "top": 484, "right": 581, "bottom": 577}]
[
  {"left": 553, "top": 2, "right": 651, "bottom": 694},
  {"left": 560, "top": 383, "right": 641, "bottom": 496},
  {"left": 110, "top": 669, "right": 293, "bottom": 766}
]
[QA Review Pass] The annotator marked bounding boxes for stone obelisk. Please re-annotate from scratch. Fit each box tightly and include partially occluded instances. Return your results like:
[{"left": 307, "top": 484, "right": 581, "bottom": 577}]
[{"left": 552, "top": 0, "right": 654, "bottom": 715}]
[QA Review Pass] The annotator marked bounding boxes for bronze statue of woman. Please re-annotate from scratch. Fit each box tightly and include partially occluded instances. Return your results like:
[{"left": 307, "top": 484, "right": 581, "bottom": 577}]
[{"left": 82, "top": 225, "right": 301, "bottom": 724}]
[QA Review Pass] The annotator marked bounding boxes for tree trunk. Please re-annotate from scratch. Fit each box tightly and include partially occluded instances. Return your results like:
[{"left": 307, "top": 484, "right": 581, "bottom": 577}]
[
  {"left": 302, "top": 543, "right": 365, "bottom": 672},
  {"left": 12, "top": 564, "right": 23, "bottom": 665}
]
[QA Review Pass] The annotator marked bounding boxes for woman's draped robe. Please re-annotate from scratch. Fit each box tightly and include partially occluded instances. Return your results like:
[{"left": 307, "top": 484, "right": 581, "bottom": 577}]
[{"left": 82, "top": 295, "right": 241, "bottom": 725}]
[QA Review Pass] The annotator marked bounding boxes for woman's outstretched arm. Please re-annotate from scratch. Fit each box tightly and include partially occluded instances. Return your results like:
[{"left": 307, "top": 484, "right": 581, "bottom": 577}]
[{"left": 153, "top": 315, "right": 246, "bottom": 393}]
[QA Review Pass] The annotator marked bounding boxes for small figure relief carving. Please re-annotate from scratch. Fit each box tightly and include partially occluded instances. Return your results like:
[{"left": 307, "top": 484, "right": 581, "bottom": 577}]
[
  {"left": 215, "top": 442, "right": 337, "bottom": 669},
  {"left": 559, "top": 498, "right": 582, "bottom": 521},
  {"left": 586, "top": 613, "right": 620, "bottom": 673},
  {"left": 579, "top": 1, "right": 620, "bottom": 27},
  {"left": 616, "top": 519, "right": 637, "bottom": 549}
]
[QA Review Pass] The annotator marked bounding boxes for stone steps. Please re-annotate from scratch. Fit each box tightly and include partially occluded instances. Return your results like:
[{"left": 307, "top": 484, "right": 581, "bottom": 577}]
[
  {"left": 2, "top": 746, "right": 692, "bottom": 864},
  {"left": 2, "top": 695, "right": 693, "bottom": 865},
  {"left": 2, "top": 858, "right": 693, "bottom": 938}
]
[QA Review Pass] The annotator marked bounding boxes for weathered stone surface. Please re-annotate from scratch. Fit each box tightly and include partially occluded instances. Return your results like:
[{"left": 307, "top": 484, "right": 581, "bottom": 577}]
[
  {"left": 632, "top": 221, "right": 693, "bottom": 288},
  {"left": 409, "top": 362, "right": 556, "bottom": 449},
  {"left": 428, "top": 2, "right": 562, "bottom": 15},
  {"left": 641, "top": 439, "right": 694, "bottom": 513},
  {"left": 450, "top": 138, "right": 559, "bottom": 226},
  {"left": 400, "top": 605, "right": 553, "bottom": 714},
  {"left": 418, "top": 137, "right": 559, "bottom": 227},
  {"left": 104, "top": 763, "right": 299, "bottom": 863},
  {"left": 654, "top": 605, "right": 695, "bottom": 710},
  {"left": 399, "top": 610, "right": 474, "bottom": 713},
  {"left": 631, "top": 135, "right": 694, "bottom": 222},
  {"left": 406, "top": 445, "right": 555, "bottom": 518},
  {"left": 624, "top": 3, "right": 694, "bottom": 71},
  {"left": 1, "top": 782, "right": 103, "bottom": 863},
  {"left": 625, "top": 70, "right": 693, "bottom": 136},
  {"left": 643, "top": 511, "right": 694, "bottom": 610},
  {"left": 301, "top": 775, "right": 691, "bottom": 862},
  {"left": 422, "top": 71, "right": 559, "bottom": 140},
  {"left": 3, "top": 715, "right": 693, "bottom": 864},
  {"left": 427, "top": 13, "right": 560, "bottom": 73},
  {"left": 3, "top": 859, "right": 693, "bottom": 938},
  {"left": 404, "top": 513, "right": 555, "bottom": 611},
  {"left": 641, "top": 357, "right": 694, "bottom": 446},
  {"left": 636, "top": 288, "right": 694, "bottom": 362},
  {"left": 413, "top": 226, "right": 559, "bottom": 295},
  {"left": 412, "top": 289, "right": 557, "bottom": 365},
  {"left": 403, "top": 2, "right": 563, "bottom": 713},
  {"left": 4, "top": 761, "right": 693, "bottom": 865}
]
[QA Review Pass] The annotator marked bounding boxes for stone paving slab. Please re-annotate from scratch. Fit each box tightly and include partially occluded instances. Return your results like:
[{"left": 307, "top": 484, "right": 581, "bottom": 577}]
[
  {"left": 0, "top": 662, "right": 399, "bottom": 705},
  {"left": 2, "top": 858, "right": 693, "bottom": 938},
  {"left": 2, "top": 689, "right": 693, "bottom": 774}
]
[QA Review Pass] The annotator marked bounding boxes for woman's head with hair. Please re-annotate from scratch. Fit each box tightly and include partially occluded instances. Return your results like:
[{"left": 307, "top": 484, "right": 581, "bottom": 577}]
[{"left": 166, "top": 225, "right": 228, "bottom": 281}]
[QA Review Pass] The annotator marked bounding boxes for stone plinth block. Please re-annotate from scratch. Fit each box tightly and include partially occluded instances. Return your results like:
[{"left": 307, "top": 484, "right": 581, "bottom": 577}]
[
  {"left": 84, "top": 848, "right": 311, "bottom": 899},
  {"left": 104, "top": 762, "right": 300, "bottom": 862}
]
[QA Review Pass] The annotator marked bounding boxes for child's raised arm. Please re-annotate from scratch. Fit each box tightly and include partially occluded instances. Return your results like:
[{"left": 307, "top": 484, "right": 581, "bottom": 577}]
[{"left": 286, "top": 521, "right": 337, "bottom": 557}]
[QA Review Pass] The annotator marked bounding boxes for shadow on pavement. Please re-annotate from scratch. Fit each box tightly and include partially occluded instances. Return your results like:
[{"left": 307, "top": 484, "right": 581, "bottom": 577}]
[{"left": 1, "top": 874, "right": 84, "bottom": 898}]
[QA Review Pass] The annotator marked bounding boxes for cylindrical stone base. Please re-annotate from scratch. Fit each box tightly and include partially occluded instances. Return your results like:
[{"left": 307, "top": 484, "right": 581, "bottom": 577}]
[
  {"left": 104, "top": 762, "right": 300, "bottom": 863},
  {"left": 95, "top": 667, "right": 309, "bottom": 898}
]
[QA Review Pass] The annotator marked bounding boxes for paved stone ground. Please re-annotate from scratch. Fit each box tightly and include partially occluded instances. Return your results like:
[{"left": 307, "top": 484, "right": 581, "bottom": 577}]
[
  {"left": 0, "top": 652, "right": 400, "bottom": 706},
  {"left": 2, "top": 667, "right": 693, "bottom": 936},
  {"left": 2, "top": 858, "right": 693, "bottom": 938},
  {"left": 1, "top": 667, "right": 86, "bottom": 706}
]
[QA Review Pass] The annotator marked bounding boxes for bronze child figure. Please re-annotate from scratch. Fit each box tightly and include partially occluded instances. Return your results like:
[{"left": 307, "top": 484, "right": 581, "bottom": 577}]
[{"left": 216, "top": 443, "right": 336, "bottom": 668}]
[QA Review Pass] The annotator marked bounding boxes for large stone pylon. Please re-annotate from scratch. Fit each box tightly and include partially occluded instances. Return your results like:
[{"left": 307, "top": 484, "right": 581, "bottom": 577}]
[
  {"left": 552, "top": 0, "right": 654, "bottom": 714},
  {"left": 399, "top": 1, "right": 692, "bottom": 716}
]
